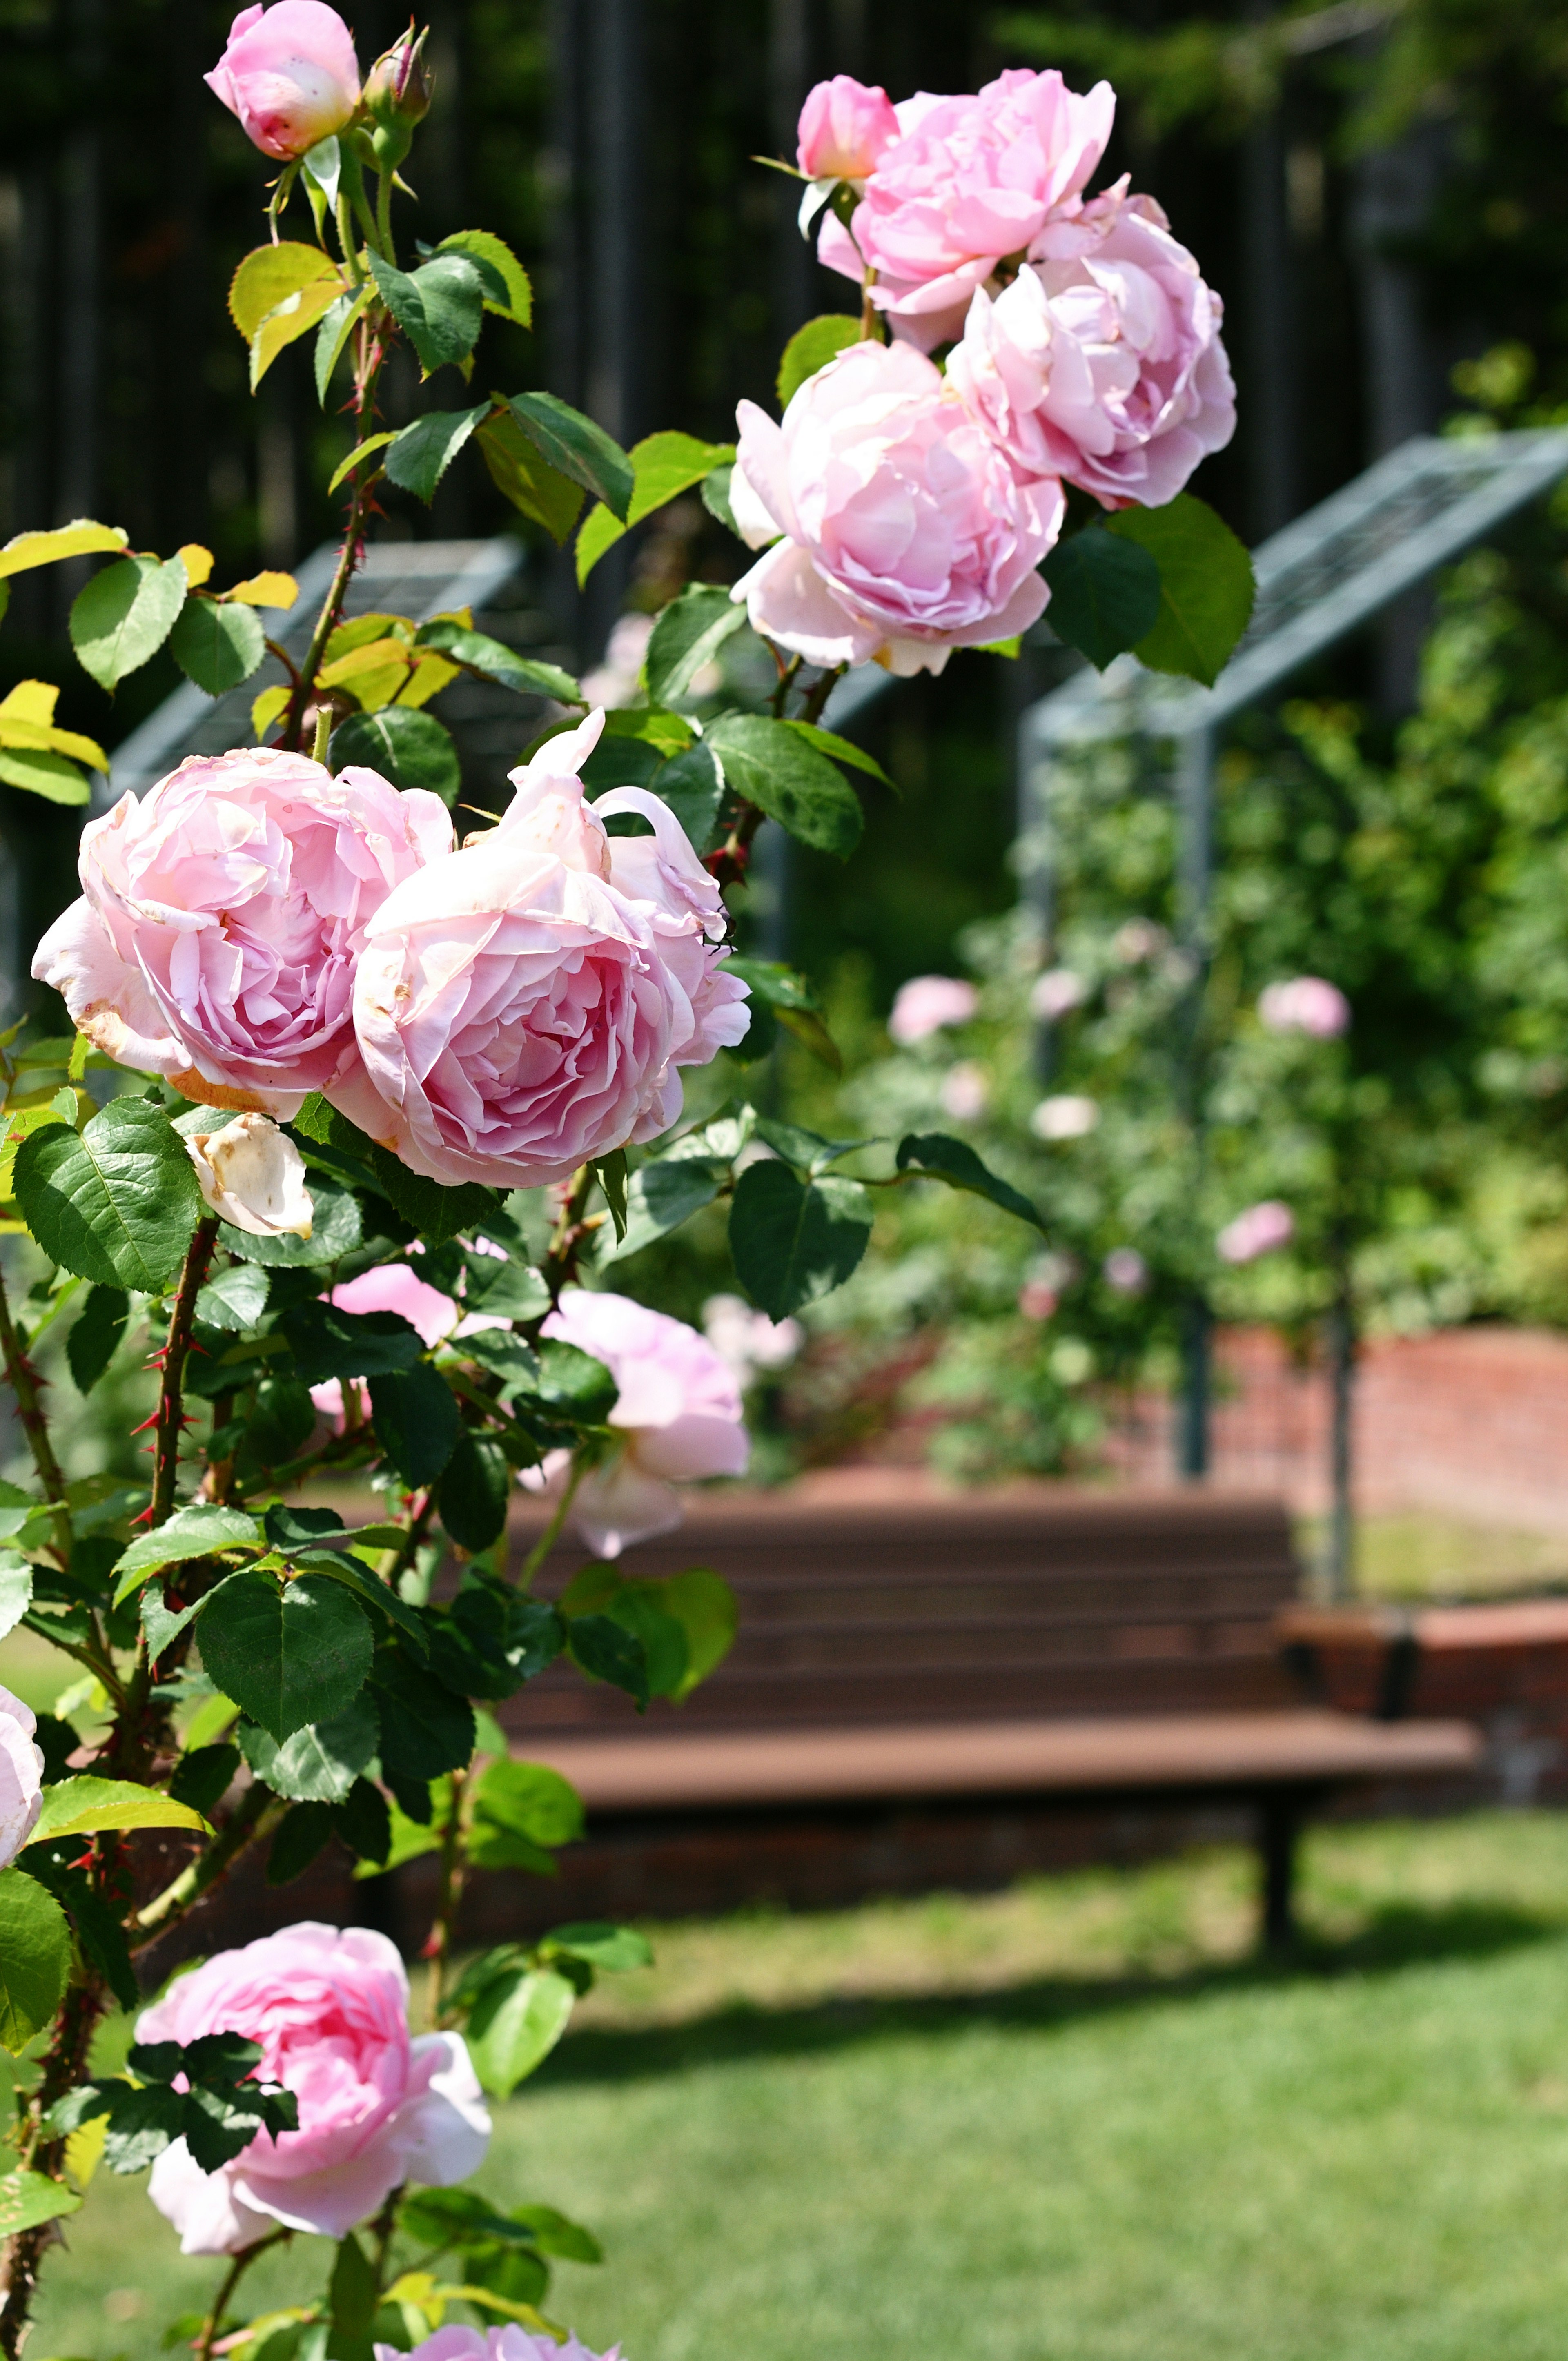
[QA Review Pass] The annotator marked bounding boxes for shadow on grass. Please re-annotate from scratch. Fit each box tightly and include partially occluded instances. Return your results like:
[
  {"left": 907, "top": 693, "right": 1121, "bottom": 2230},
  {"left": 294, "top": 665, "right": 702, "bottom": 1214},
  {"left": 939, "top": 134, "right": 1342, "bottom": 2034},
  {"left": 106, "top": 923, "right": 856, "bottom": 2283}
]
[{"left": 535, "top": 1895, "right": 1565, "bottom": 2090}]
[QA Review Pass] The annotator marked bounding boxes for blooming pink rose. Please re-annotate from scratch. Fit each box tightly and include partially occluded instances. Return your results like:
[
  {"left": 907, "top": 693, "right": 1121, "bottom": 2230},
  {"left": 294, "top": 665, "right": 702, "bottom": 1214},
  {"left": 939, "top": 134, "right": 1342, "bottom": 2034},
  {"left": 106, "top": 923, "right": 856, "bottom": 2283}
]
[
  {"left": 206, "top": 2, "right": 361, "bottom": 160},
  {"left": 1217, "top": 1201, "right": 1295, "bottom": 1265},
  {"left": 32, "top": 748, "right": 452, "bottom": 1119},
  {"left": 730, "top": 342, "right": 1060, "bottom": 677},
  {"left": 1258, "top": 977, "right": 1351, "bottom": 1038},
  {"left": 533, "top": 1288, "right": 749, "bottom": 1557},
  {"left": 817, "top": 69, "right": 1115, "bottom": 348},
  {"left": 888, "top": 974, "right": 978, "bottom": 1044},
  {"left": 0, "top": 1685, "right": 43, "bottom": 1870},
  {"left": 952, "top": 194, "right": 1235, "bottom": 507},
  {"left": 379, "top": 2327, "right": 619, "bottom": 2361},
  {"left": 139, "top": 1923, "right": 489, "bottom": 2256},
  {"left": 340, "top": 714, "right": 747, "bottom": 1190},
  {"left": 797, "top": 76, "right": 899, "bottom": 182}
]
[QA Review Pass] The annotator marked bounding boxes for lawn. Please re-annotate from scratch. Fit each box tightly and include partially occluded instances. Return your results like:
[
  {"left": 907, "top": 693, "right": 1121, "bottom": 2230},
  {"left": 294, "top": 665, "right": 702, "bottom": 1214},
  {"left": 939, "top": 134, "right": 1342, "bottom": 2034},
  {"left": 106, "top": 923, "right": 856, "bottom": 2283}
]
[{"left": 24, "top": 1809, "right": 1568, "bottom": 2361}]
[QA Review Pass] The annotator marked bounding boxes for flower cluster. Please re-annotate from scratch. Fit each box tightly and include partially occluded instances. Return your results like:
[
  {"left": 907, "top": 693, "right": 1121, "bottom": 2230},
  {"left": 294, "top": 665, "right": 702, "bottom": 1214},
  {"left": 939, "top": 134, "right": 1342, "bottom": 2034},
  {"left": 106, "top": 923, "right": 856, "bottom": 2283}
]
[
  {"left": 729, "top": 67, "right": 1234, "bottom": 675},
  {"left": 34, "top": 714, "right": 747, "bottom": 1191}
]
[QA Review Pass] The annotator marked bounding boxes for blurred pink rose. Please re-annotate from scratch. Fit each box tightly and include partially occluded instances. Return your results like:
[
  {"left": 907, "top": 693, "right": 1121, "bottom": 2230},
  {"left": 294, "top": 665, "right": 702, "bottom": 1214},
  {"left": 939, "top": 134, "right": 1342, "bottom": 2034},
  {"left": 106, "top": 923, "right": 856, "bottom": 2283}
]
[
  {"left": 797, "top": 76, "right": 899, "bottom": 182},
  {"left": 379, "top": 2327, "right": 618, "bottom": 2361},
  {"left": 1028, "top": 967, "right": 1088, "bottom": 1021},
  {"left": 951, "top": 194, "right": 1236, "bottom": 507},
  {"left": 1217, "top": 1201, "right": 1294, "bottom": 1265},
  {"left": 33, "top": 748, "right": 452, "bottom": 1119},
  {"left": 731, "top": 342, "right": 1060, "bottom": 677},
  {"left": 1103, "top": 1247, "right": 1149, "bottom": 1295},
  {"left": 1018, "top": 1280, "right": 1058, "bottom": 1321},
  {"left": 0, "top": 1685, "right": 43, "bottom": 1870},
  {"left": 1258, "top": 977, "right": 1351, "bottom": 1038},
  {"left": 702, "top": 1293, "right": 802, "bottom": 1386},
  {"left": 939, "top": 1060, "right": 989, "bottom": 1120},
  {"left": 817, "top": 69, "right": 1115, "bottom": 348},
  {"left": 1030, "top": 1094, "right": 1099, "bottom": 1140},
  {"left": 888, "top": 974, "right": 978, "bottom": 1044},
  {"left": 206, "top": 2, "right": 361, "bottom": 160},
  {"left": 341, "top": 713, "right": 748, "bottom": 1190},
  {"left": 536, "top": 1288, "right": 749, "bottom": 1557},
  {"left": 139, "top": 1923, "right": 489, "bottom": 2256}
]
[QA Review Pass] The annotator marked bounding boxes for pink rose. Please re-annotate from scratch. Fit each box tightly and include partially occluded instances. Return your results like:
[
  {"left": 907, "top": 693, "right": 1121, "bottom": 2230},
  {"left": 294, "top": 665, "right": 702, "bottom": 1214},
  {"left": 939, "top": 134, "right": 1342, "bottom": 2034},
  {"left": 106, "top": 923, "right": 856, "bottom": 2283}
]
[
  {"left": 535, "top": 1288, "right": 749, "bottom": 1557},
  {"left": 1103, "top": 1247, "right": 1149, "bottom": 1295},
  {"left": 797, "top": 76, "right": 899, "bottom": 183},
  {"left": 938, "top": 1060, "right": 989, "bottom": 1120},
  {"left": 0, "top": 1685, "right": 43, "bottom": 1870},
  {"left": 817, "top": 69, "right": 1115, "bottom": 348},
  {"left": 380, "top": 2328, "right": 619, "bottom": 2361},
  {"left": 33, "top": 748, "right": 452, "bottom": 1119},
  {"left": 1258, "top": 977, "right": 1351, "bottom": 1038},
  {"left": 730, "top": 341, "right": 1060, "bottom": 678},
  {"left": 888, "top": 975, "right": 977, "bottom": 1044},
  {"left": 1217, "top": 1201, "right": 1295, "bottom": 1265},
  {"left": 138, "top": 1923, "right": 490, "bottom": 2256},
  {"left": 1028, "top": 967, "right": 1088, "bottom": 1021},
  {"left": 206, "top": 2, "right": 361, "bottom": 160},
  {"left": 340, "top": 714, "right": 748, "bottom": 1190},
  {"left": 952, "top": 194, "right": 1235, "bottom": 507}
]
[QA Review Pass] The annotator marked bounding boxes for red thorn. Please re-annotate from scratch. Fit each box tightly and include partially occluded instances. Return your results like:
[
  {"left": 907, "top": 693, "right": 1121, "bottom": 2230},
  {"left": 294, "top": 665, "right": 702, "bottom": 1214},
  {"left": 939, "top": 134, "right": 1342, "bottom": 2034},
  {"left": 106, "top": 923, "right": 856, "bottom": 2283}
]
[{"left": 129, "top": 1412, "right": 159, "bottom": 1436}]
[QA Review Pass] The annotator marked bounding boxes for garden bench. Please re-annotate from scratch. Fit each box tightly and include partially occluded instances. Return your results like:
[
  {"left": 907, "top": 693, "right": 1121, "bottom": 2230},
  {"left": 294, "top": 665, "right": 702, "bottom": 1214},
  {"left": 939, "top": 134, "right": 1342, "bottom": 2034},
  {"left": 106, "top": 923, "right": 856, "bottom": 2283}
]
[{"left": 501, "top": 1486, "right": 1481, "bottom": 1945}]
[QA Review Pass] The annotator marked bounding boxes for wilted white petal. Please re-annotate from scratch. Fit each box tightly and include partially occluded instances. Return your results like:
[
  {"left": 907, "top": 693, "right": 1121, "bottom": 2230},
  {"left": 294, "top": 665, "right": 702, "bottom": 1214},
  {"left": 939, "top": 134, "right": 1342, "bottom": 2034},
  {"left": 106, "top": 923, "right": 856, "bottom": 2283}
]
[{"left": 187, "top": 1114, "right": 312, "bottom": 1238}]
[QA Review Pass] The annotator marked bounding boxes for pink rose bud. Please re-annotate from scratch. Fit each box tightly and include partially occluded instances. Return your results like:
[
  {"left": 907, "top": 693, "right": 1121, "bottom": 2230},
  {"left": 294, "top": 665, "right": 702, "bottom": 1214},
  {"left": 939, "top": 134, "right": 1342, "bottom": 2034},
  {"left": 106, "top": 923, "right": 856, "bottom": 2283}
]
[
  {"left": 814, "top": 68, "right": 1116, "bottom": 350},
  {"left": 532, "top": 1289, "right": 750, "bottom": 1557},
  {"left": 730, "top": 341, "right": 1060, "bottom": 677},
  {"left": 796, "top": 75, "right": 899, "bottom": 182},
  {"left": 205, "top": 2, "right": 362, "bottom": 160},
  {"left": 33, "top": 747, "right": 453, "bottom": 1120},
  {"left": 1258, "top": 977, "right": 1351, "bottom": 1038},
  {"left": 380, "top": 2327, "right": 621, "bottom": 2361},
  {"left": 888, "top": 975, "right": 978, "bottom": 1045},
  {"left": 340, "top": 711, "right": 749, "bottom": 1190},
  {"left": 137, "top": 1924, "right": 490, "bottom": 2255},
  {"left": 1217, "top": 1201, "right": 1295, "bottom": 1265},
  {"left": 0, "top": 1686, "right": 44, "bottom": 1870},
  {"left": 364, "top": 22, "right": 432, "bottom": 128}
]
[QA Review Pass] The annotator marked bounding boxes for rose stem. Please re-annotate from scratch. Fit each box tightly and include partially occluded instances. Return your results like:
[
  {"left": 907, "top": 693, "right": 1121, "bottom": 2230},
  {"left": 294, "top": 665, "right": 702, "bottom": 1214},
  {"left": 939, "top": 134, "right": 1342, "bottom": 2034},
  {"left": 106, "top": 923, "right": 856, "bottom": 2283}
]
[
  {"left": 195, "top": 2228, "right": 291, "bottom": 2361},
  {"left": 424, "top": 1764, "right": 469, "bottom": 2028},
  {"left": 0, "top": 1256, "right": 70, "bottom": 1554},
  {"left": 516, "top": 1457, "right": 584, "bottom": 1595},
  {"left": 131, "top": 1781, "right": 288, "bottom": 1952},
  {"left": 0, "top": 1974, "right": 107, "bottom": 2359},
  {"left": 312, "top": 704, "right": 332, "bottom": 764}
]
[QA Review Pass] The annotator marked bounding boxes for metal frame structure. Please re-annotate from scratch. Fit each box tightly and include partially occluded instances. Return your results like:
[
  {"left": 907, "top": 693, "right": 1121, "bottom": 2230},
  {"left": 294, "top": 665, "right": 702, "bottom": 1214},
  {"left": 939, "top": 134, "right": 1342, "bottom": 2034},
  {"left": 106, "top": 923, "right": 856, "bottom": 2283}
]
[{"left": 1015, "top": 428, "right": 1568, "bottom": 1524}]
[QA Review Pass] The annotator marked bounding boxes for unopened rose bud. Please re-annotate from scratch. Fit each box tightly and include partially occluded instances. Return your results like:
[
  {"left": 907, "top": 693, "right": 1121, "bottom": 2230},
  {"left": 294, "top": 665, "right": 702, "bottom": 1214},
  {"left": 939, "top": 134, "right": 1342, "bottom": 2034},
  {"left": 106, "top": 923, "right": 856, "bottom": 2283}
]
[
  {"left": 186, "top": 1113, "right": 313, "bottom": 1239},
  {"left": 205, "top": 1, "right": 361, "bottom": 162},
  {"left": 796, "top": 75, "right": 898, "bottom": 184},
  {"left": 363, "top": 22, "right": 432, "bottom": 165}
]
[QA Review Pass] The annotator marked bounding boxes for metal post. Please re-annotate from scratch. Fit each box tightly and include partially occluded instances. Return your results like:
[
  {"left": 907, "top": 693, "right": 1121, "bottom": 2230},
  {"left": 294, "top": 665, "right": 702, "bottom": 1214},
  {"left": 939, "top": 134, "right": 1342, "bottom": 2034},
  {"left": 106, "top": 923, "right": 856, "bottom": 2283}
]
[
  {"left": 1324, "top": 1258, "right": 1356, "bottom": 1598},
  {"left": 1175, "top": 725, "right": 1215, "bottom": 1482},
  {"left": 1178, "top": 1299, "right": 1211, "bottom": 1481},
  {"left": 1015, "top": 709, "right": 1058, "bottom": 1082}
]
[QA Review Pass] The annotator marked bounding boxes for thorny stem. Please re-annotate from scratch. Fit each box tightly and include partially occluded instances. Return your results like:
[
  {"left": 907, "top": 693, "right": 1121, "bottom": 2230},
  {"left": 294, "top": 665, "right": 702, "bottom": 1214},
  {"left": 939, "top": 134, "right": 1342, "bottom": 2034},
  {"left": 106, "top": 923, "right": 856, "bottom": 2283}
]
[
  {"left": 151, "top": 1219, "right": 220, "bottom": 1530},
  {"left": 539, "top": 1167, "right": 598, "bottom": 1310},
  {"left": 424, "top": 1765, "right": 468, "bottom": 2029},
  {"left": 373, "top": 1486, "right": 437, "bottom": 1593},
  {"left": 369, "top": 2185, "right": 403, "bottom": 2296},
  {"left": 800, "top": 662, "right": 845, "bottom": 726},
  {"left": 0, "top": 1256, "right": 69, "bottom": 1553},
  {"left": 0, "top": 1976, "right": 107, "bottom": 2358},
  {"left": 284, "top": 314, "right": 391, "bottom": 752},
  {"left": 196, "top": 2230, "right": 291, "bottom": 2361},
  {"left": 131, "top": 1780, "right": 286, "bottom": 1951},
  {"left": 517, "top": 1458, "right": 585, "bottom": 1594}
]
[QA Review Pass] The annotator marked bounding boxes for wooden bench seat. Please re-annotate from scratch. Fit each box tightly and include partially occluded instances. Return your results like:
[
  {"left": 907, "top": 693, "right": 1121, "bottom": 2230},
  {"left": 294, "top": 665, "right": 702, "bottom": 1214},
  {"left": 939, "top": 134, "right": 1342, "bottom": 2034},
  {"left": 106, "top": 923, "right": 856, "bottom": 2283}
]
[{"left": 502, "top": 1483, "right": 1481, "bottom": 1944}]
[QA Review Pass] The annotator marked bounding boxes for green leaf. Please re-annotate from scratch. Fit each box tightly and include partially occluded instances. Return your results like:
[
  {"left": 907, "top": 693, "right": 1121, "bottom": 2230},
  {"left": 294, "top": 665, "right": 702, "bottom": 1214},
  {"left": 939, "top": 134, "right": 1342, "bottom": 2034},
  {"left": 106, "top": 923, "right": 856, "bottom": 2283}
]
[
  {"left": 66, "top": 1284, "right": 129, "bottom": 1393},
  {"left": 0, "top": 1557, "right": 31, "bottom": 1645},
  {"left": 702, "top": 463, "right": 740, "bottom": 538},
  {"left": 196, "top": 1261, "right": 270, "bottom": 1332},
  {"left": 724, "top": 958, "right": 840, "bottom": 1072},
  {"left": 644, "top": 585, "right": 748, "bottom": 705},
  {"left": 460, "top": 1254, "right": 551, "bottom": 1321},
  {"left": 646, "top": 741, "right": 726, "bottom": 855},
  {"left": 330, "top": 706, "right": 462, "bottom": 805},
  {"left": 473, "top": 1759, "right": 584, "bottom": 1849},
  {"left": 69, "top": 555, "right": 187, "bottom": 691},
  {"left": 475, "top": 410, "right": 585, "bottom": 544},
  {"left": 267, "top": 1800, "right": 335, "bottom": 1887},
  {"left": 662, "top": 1568, "right": 737, "bottom": 1700},
  {"left": 606, "top": 1157, "right": 722, "bottom": 1262},
  {"left": 0, "top": 746, "right": 89, "bottom": 804},
  {"left": 290, "top": 1554, "right": 432, "bottom": 1660},
  {"left": 566, "top": 1613, "right": 648, "bottom": 1709},
  {"left": 384, "top": 405, "right": 492, "bottom": 503},
  {"left": 330, "top": 2231, "right": 379, "bottom": 2348},
  {"left": 895, "top": 1132, "right": 1047, "bottom": 1232},
  {"left": 464, "top": 1967, "right": 576, "bottom": 2098},
  {"left": 369, "top": 251, "right": 486, "bottom": 374},
  {"left": 280, "top": 1301, "right": 423, "bottom": 1385},
  {"left": 608, "top": 1588, "right": 688, "bottom": 1698},
  {"left": 0, "top": 2170, "right": 81, "bottom": 2236},
  {"left": 315, "top": 284, "right": 371, "bottom": 405},
  {"left": 539, "top": 1922, "right": 652, "bottom": 1975},
  {"left": 0, "top": 521, "right": 126, "bottom": 579},
  {"left": 14, "top": 1096, "right": 203, "bottom": 1292},
  {"left": 777, "top": 314, "right": 860, "bottom": 408},
  {"left": 524, "top": 1339, "right": 618, "bottom": 1426},
  {"left": 704, "top": 713, "right": 862, "bottom": 857},
  {"left": 437, "top": 230, "right": 532, "bottom": 325},
  {"left": 1041, "top": 528, "right": 1162, "bottom": 670},
  {"left": 413, "top": 621, "right": 582, "bottom": 706},
  {"left": 169, "top": 597, "right": 265, "bottom": 696},
  {"left": 111, "top": 1506, "right": 262, "bottom": 1606},
  {"left": 780, "top": 719, "right": 895, "bottom": 789},
  {"left": 369, "top": 1362, "right": 461, "bottom": 1487},
  {"left": 728, "top": 1163, "right": 873, "bottom": 1318},
  {"left": 438, "top": 1428, "right": 512, "bottom": 1553},
  {"left": 427, "top": 1587, "right": 563, "bottom": 1701},
  {"left": 574, "top": 430, "right": 736, "bottom": 583},
  {"left": 198, "top": 1572, "right": 374, "bottom": 1743},
  {"left": 1106, "top": 492, "right": 1256, "bottom": 688},
  {"left": 370, "top": 1652, "right": 476, "bottom": 1785},
  {"left": 27, "top": 1776, "right": 210, "bottom": 1848},
  {"left": 236, "top": 1693, "right": 379, "bottom": 1804},
  {"left": 0, "top": 1869, "right": 71, "bottom": 2051},
  {"left": 504, "top": 392, "right": 634, "bottom": 521},
  {"left": 230, "top": 240, "right": 339, "bottom": 339},
  {"left": 332, "top": 1775, "right": 392, "bottom": 1864},
  {"left": 168, "top": 1743, "right": 241, "bottom": 1816},
  {"left": 222, "top": 1177, "right": 361, "bottom": 1268}
]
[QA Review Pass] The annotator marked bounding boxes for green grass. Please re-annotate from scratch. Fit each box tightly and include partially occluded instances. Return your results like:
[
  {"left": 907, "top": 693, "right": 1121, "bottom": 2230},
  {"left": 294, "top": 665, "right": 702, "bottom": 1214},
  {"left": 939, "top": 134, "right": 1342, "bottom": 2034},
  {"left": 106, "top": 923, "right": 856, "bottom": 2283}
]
[
  {"left": 1296, "top": 1509, "right": 1568, "bottom": 1600},
  {"left": 26, "top": 1811, "right": 1568, "bottom": 2361}
]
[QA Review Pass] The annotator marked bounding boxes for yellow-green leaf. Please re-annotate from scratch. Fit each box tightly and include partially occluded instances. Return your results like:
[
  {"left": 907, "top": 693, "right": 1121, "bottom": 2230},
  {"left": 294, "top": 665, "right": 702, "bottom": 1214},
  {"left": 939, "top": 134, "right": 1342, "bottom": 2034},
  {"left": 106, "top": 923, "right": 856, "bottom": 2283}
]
[
  {"left": 436, "top": 230, "right": 532, "bottom": 325},
  {"left": 0, "top": 523, "right": 127, "bottom": 580},
  {"left": 474, "top": 410, "right": 583, "bottom": 545},
  {"left": 251, "top": 277, "right": 346, "bottom": 390},
  {"left": 0, "top": 2169, "right": 80, "bottom": 2236},
  {"left": 327, "top": 433, "right": 397, "bottom": 495},
  {"left": 252, "top": 684, "right": 290, "bottom": 739},
  {"left": 227, "top": 570, "right": 299, "bottom": 610},
  {"left": 229, "top": 241, "right": 339, "bottom": 341},
  {"left": 575, "top": 430, "right": 736, "bottom": 586},
  {"left": 27, "top": 1776, "right": 211, "bottom": 1848},
  {"left": 0, "top": 748, "right": 88, "bottom": 804},
  {"left": 177, "top": 543, "right": 215, "bottom": 589}
]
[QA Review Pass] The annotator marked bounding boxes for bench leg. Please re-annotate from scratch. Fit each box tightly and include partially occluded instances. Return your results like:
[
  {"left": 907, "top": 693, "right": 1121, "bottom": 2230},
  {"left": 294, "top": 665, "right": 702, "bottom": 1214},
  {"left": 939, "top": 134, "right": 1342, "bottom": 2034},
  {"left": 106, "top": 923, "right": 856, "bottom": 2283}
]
[{"left": 1258, "top": 1794, "right": 1301, "bottom": 1949}]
